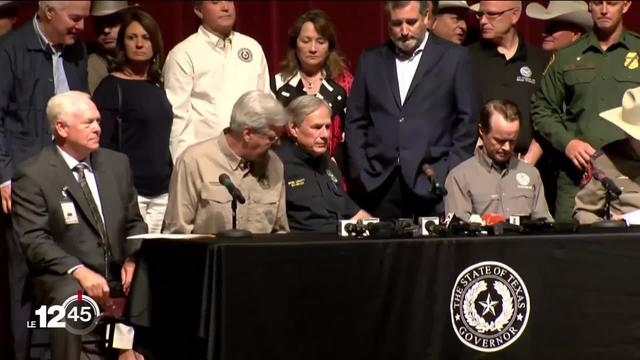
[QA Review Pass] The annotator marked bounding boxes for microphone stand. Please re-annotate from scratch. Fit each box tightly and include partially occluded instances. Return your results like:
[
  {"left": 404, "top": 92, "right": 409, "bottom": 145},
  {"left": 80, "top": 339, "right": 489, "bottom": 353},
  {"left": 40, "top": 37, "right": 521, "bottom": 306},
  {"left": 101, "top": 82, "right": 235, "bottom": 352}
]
[
  {"left": 220, "top": 199, "right": 252, "bottom": 237},
  {"left": 592, "top": 186, "right": 626, "bottom": 228}
]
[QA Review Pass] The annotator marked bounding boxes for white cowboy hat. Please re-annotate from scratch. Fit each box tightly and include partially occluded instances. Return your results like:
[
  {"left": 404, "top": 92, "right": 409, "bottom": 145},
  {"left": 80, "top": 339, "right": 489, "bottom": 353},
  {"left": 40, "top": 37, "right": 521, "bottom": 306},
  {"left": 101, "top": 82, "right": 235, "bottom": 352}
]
[
  {"left": 438, "top": 1, "right": 472, "bottom": 10},
  {"left": 91, "top": 1, "right": 138, "bottom": 17},
  {"left": 526, "top": 1, "right": 592, "bottom": 31},
  {"left": 600, "top": 86, "right": 640, "bottom": 141}
]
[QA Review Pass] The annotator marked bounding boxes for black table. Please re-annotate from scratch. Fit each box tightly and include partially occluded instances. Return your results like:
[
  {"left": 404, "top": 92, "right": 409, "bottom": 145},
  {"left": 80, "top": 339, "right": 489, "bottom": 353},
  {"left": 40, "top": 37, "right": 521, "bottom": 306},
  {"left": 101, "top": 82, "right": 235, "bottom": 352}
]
[{"left": 128, "top": 231, "right": 640, "bottom": 360}]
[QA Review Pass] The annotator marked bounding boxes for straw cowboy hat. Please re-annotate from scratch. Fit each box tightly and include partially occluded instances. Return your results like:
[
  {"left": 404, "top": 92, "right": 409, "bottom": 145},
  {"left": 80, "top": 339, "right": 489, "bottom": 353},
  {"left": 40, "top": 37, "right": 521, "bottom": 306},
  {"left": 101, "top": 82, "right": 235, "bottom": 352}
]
[
  {"left": 600, "top": 86, "right": 640, "bottom": 141},
  {"left": 438, "top": 1, "right": 472, "bottom": 10},
  {"left": 91, "top": 1, "right": 138, "bottom": 17},
  {"left": 526, "top": 1, "right": 592, "bottom": 31}
]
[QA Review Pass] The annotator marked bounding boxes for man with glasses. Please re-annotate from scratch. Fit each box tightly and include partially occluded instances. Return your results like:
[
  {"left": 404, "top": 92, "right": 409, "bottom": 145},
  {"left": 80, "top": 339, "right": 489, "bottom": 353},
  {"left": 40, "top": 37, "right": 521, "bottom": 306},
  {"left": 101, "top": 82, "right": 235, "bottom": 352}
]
[
  {"left": 531, "top": 0, "right": 639, "bottom": 223},
  {"left": 163, "top": 91, "right": 290, "bottom": 235},
  {"left": 468, "top": 1, "right": 549, "bottom": 167}
]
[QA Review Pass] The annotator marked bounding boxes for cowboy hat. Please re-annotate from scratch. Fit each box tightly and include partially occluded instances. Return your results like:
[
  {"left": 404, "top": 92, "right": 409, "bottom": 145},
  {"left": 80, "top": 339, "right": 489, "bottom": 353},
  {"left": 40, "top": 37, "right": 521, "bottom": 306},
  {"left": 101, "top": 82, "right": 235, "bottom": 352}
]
[
  {"left": 91, "top": 1, "right": 138, "bottom": 17},
  {"left": 600, "top": 86, "right": 640, "bottom": 141},
  {"left": 526, "top": 1, "right": 592, "bottom": 31},
  {"left": 438, "top": 1, "right": 472, "bottom": 10}
]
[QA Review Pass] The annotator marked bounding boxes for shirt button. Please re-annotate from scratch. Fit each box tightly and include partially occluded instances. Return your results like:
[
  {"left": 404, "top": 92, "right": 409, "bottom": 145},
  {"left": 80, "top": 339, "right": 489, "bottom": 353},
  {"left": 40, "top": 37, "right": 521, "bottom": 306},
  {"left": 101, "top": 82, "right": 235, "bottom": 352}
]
[
  {"left": 49, "top": 78, "right": 53, "bottom": 82},
  {"left": 399, "top": 117, "right": 405, "bottom": 123}
]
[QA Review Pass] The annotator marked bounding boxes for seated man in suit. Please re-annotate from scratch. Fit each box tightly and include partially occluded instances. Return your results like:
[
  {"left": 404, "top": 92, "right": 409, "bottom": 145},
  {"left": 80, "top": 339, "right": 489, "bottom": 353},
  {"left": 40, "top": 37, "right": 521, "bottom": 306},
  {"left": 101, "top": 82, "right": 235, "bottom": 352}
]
[
  {"left": 275, "top": 96, "right": 370, "bottom": 232},
  {"left": 345, "top": 0, "right": 479, "bottom": 220},
  {"left": 445, "top": 99, "right": 553, "bottom": 222},
  {"left": 575, "top": 87, "right": 640, "bottom": 224},
  {"left": 11, "top": 91, "right": 147, "bottom": 360},
  {"left": 163, "top": 90, "right": 289, "bottom": 234}
]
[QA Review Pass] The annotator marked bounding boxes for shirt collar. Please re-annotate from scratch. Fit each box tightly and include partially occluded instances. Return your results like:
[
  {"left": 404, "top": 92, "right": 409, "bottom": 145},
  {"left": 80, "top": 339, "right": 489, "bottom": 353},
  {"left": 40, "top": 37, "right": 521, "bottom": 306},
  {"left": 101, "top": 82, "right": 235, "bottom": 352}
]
[
  {"left": 56, "top": 146, "right": 93, "bottom": 172},
  {"left": 581, "top": 29, "right": 631, "bottom": 54},
  {"left": 395, "top": 32, "right": 429, "bottom": 60},
  {"left": 479, "top": 33, "right": 527, "bottom": 61},
  {"left": 476, "top": 146, "right": 517, "bottom": 175},
  {"left": 198, "top": 25, "right": 234, "bottom": 50},
  {"left": 33, "top": 15, "right": 62, "bottom": 54},
  {"left": 218, "top": 130, "right": 250, "bottom": 172}
]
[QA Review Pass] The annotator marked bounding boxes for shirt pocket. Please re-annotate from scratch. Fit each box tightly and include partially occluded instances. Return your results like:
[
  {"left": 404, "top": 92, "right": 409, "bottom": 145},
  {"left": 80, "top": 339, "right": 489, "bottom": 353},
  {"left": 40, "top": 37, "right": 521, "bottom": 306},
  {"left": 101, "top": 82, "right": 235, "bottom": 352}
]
[
  {"left": 613, "top": 70, "right": 640, "bottom": 87},
  {"left": 249, "top": 191, "right": 279, "bottom": 229},
  {"left": 563, "top": 66, "right": 596, "bottom": 86},
  {"left": 506, "top": 188, "right": 534, "bottom": 216},
  {"left": 200, "top": 184, "right": 232, "bottom": 227},
  {"left": 470, "top": 191, "right": 500, "bottom": 216}
]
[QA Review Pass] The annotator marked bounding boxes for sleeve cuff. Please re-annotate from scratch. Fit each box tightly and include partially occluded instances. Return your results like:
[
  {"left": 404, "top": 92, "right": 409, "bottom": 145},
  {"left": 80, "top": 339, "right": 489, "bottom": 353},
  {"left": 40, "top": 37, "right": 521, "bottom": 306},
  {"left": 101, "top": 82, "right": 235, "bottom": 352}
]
[{"left": 67, "top": 264, "right": 84, "bottom": 274}]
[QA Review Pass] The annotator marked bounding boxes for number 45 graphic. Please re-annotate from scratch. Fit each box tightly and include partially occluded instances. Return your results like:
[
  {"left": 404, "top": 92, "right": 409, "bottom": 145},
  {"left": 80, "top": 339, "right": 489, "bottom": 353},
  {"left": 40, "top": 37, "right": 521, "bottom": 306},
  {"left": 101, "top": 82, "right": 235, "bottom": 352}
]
[{"left": 27, "top": 291, "right": 101, "bottom": 335}]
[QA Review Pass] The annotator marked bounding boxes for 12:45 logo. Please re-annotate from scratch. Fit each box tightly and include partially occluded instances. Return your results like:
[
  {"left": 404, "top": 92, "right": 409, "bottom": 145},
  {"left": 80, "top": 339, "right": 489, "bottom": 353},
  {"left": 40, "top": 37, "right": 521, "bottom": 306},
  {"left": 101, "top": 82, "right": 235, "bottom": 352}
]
[{"left": 28, "top": 291, "right": 101, "bottom": 335}]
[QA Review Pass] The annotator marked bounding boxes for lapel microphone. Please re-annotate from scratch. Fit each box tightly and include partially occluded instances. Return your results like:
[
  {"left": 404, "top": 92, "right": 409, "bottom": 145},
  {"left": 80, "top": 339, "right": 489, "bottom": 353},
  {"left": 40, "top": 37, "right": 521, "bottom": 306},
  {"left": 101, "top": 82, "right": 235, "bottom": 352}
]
[{"left": 219, "top": 174, "right": 246, "bottom": 204}]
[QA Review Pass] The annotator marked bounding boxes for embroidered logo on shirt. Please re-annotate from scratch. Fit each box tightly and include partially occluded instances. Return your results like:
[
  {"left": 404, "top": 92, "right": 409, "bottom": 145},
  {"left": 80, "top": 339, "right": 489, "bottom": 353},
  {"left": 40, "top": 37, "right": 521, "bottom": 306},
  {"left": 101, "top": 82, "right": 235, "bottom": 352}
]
[
  {"left": 516, "top": 173, "right": 530, "bottom": 187},
  {"left": 624, "top": 51, "right": 639, "bottom": 70},
  {"left": 287, "top": 178, "right": 305, "bottom": 187},
  {"left": 516, "top": 66, "right": 535, "bottom": 85},
  {"left": 238, "top": 48, "right": 253, "bottom": 63}
]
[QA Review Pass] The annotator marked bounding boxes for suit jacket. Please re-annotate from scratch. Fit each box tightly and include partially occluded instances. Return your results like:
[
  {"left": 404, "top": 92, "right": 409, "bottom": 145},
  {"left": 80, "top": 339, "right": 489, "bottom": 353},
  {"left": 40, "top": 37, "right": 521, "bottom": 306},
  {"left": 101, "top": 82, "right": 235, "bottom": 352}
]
[
  {"left": 12, "top": 146, "right": 146, "bottom": 283},
  {"left": 345, "top": 35, "right": 480, "bottom": 200},
  {"left": 0, "top": 19, "right": 88, "bottom": 183}
]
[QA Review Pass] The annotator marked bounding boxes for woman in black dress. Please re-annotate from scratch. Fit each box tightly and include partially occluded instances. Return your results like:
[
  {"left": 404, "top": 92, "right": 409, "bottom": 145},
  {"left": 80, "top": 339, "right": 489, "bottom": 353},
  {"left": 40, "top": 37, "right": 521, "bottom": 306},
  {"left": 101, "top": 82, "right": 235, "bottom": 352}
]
[{"left": 93, "top": 9, "right": 172, "bottom": 233}]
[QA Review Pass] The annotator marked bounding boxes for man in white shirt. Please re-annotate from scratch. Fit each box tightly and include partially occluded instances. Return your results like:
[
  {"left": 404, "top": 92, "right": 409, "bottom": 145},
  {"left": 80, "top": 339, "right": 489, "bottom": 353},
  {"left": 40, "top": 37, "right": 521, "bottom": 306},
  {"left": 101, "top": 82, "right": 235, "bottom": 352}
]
[{"left": 163, "top": 0, "right": 271, "bottom": 161}]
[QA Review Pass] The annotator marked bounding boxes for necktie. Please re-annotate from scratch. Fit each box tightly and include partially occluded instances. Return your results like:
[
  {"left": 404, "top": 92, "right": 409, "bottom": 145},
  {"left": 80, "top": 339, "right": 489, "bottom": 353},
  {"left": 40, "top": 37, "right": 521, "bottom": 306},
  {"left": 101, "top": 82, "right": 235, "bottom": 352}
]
[
  {"left": 53, "top": 51, "right": 70, "bottom": 94},
  {"left": 73, "top": 163, "right": 111, "bottom": 267}
]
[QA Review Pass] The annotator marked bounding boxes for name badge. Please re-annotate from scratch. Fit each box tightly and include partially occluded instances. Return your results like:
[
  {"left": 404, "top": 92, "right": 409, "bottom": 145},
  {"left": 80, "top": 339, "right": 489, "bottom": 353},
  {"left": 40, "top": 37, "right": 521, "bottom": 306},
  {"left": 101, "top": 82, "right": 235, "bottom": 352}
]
[{"left": 60, "top": 187, "right": 78, "bottom": 225}]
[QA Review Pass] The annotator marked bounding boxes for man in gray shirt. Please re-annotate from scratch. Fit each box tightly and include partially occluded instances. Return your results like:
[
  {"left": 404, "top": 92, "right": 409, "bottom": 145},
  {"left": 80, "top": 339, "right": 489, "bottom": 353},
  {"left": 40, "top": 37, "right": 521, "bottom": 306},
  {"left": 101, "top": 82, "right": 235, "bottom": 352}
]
[{"left": 445, "top": 99, "right": 553, "bottom": 222}]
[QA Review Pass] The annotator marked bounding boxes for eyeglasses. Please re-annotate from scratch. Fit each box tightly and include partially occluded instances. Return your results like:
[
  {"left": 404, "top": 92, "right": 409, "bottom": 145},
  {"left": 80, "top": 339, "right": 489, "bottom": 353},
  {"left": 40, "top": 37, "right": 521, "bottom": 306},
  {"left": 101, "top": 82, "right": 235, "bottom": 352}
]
[
  {"left": 257, "top": 131, "right": 279, "bottom": 144},
  {"left": 475, "top": 7, "right": 515, "bottom": 20}
]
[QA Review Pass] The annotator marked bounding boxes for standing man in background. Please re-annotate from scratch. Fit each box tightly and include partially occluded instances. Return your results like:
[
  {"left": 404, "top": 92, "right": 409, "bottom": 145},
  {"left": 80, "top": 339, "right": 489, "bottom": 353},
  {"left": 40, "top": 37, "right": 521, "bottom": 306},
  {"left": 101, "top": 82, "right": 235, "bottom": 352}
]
[
  {"left": 345, "top": 0, "right": 479, "bottom": 220},
  {"left": 531, "top": 0, "right": 639, "bottom": 223},
  {"left": 163, "top": 0, "right": 271, "bottom": 161},
  {"left": 88, "top": 0, "right": 136, "bottom": 94},
  {"left": 468, "top": 1, "right": 550, "bottom": 166},
  {"left": 431, "top": 1, "right": 472, "bottom": 45},
  {"left": 525, "top": 1, "right": 592, "bottom": 52},
  {"left": 0, "top": 1, "right": 90, "bottom": 358}
]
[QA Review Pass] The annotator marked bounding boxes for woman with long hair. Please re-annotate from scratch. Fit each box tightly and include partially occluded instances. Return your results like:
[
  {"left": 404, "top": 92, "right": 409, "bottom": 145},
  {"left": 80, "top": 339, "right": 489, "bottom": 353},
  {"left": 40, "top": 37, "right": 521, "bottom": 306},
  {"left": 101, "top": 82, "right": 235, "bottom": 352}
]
[
  {"left": 271, "top": 9, "right": 353, "bottom": 164},
  {"left": 93, "top": 9, "right": 172, "bottom": 233}
]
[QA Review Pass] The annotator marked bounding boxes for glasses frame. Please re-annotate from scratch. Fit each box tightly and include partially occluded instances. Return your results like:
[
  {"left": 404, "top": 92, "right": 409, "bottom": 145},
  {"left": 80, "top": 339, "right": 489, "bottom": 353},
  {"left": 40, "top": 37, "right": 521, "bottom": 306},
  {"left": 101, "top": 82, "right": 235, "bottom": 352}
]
[{"left": 475, "top": 7, "right": 516, "bottom": 21}]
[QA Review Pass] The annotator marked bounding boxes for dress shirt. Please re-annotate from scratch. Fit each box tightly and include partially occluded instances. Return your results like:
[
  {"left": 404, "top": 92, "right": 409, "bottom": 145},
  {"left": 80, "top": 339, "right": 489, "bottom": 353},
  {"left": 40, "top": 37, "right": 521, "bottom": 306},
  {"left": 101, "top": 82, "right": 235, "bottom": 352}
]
[
  {"left": 395, "top": 33, "right": 428, "bottom": 105},
  {"left": 33, "top": 16, "right": 70, "bottom": 94},
  {"left": 163, "top": 26, "right": 271, "bottom": 161}
]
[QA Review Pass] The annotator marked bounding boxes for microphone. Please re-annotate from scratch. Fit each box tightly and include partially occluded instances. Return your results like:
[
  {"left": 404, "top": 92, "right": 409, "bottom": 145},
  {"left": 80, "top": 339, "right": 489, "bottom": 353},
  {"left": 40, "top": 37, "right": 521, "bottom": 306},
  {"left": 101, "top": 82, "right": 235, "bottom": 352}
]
[
  {"left": 593, "top": 170, "right": 622, "bottom": 197},
  {"left": 218, "top": 174, "right": 246, "bottom": 204},
  {"left": 422, "top": 164, "right": 448, "bottom": 197}
]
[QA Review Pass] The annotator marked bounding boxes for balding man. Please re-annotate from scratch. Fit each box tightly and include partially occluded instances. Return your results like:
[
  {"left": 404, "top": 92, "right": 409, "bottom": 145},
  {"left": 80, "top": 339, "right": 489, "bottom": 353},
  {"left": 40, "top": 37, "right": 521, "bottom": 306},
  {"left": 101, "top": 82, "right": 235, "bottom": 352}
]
[
  {"left": 469, "top": 1, "right": 549, "bottom": 166},
  {"left": 526, "top": 1, "right": 592, "bottom": 52},
  {"left": 0, "top": 2, "right": 90, "bottom": 358},
  {"left": 12, "top": 91, "right": 147, "bottom": 360}
]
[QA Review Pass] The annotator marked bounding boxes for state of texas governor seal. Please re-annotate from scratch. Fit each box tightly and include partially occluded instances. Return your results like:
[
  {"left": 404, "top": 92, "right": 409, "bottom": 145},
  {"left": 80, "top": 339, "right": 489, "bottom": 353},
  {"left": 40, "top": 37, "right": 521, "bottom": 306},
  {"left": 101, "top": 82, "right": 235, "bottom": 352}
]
[{"left": 450, "top": 261, "right": 530, "bottom": 352}]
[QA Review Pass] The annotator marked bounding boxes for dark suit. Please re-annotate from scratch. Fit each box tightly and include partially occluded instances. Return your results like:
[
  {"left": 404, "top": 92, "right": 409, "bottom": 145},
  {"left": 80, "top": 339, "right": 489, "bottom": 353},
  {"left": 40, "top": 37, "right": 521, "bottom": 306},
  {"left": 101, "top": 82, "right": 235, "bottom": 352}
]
[
  {"left": 12, "top": 146, "right": 146, "bottom": 359},
  {"left": 345, "top": 34, "right": 480, "bottom": 218},
  {"left": 0, "top": 19, "right": 88, "bottom": 359}
]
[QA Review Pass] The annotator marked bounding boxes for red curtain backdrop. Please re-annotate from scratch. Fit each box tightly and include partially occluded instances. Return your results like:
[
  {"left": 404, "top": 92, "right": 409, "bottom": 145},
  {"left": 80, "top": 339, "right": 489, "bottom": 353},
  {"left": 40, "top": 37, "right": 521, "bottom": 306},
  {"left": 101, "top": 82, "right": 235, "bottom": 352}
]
[{"left": 12, "top": 1, "right": 640, "bottom": 73}]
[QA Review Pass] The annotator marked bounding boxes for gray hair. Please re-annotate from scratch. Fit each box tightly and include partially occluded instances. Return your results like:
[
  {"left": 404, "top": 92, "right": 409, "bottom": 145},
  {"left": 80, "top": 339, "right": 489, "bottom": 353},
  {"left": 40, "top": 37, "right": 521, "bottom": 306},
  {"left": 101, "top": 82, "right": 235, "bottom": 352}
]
[
  {"left": 38, "top": 1, "right": 68, "bottom": 17},
  {"left": 46, "top": 91, "right": 90, "bottom": 132},
  {"left": 287, "top": 96, "right": 330, "bottom": 127},
  {"left": 229, "top": 91, "right": 288, "bottom": 134},
  {"left": 384, "top": 1, "right": 428, "bottom": 15}
]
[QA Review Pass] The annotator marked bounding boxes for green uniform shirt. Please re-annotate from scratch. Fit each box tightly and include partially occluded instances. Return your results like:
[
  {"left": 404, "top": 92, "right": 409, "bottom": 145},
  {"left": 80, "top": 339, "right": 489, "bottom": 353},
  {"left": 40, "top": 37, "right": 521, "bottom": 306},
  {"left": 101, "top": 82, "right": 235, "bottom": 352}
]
[{"left": 532, "top": 30, "right": 640, "bottom": 152}]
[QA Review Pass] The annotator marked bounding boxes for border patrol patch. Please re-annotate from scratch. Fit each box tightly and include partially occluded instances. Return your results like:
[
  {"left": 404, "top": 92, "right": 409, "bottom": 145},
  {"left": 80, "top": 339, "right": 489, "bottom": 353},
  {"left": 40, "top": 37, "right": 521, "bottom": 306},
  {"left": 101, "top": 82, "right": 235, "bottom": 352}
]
[
  {"left": 238, "top": 48, "right": 253, "bottom": 63},
  {"left": 450, "top": 261, "right": 530, "bottom": 352},
  {"left": 625, "top": 51, "right": 639, "bottom": 70}
]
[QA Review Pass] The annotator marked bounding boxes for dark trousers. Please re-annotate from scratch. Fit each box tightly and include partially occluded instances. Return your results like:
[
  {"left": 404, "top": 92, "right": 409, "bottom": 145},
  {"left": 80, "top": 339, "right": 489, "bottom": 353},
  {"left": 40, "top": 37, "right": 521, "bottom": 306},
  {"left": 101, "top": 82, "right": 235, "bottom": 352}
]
[
  {"left": 351, "top": 167, "right": 442, "bottom": 221},
  {"left": 4, "top": 216, "right": 31, "bottom": 360}
]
